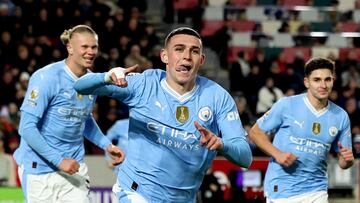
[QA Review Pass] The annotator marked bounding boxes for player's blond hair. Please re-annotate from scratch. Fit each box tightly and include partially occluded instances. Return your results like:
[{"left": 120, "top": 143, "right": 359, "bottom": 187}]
[{"left": 60, "top": 25, "right": 98, "bottom": 45}]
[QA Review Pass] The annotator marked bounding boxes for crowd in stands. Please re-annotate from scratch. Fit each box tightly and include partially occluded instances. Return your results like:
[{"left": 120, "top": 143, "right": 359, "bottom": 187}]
[{"left": 1, "top": 0, "right": 360, "bottom": 161}]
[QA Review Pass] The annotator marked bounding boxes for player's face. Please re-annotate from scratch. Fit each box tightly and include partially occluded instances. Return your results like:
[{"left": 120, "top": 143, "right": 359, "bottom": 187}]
[
  {"left": 304, "top": 68, "right": 334, "bottom": 101},
  {"left": 67, "top": 32, "right": 98, "bottom": 69},
  {"left": 161, "top": 34, "right": 205, "bottom": 88}
]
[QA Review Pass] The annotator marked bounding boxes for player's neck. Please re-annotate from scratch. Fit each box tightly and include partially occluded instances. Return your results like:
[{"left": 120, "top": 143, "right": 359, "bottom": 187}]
[
  {"left": 306, "top": 92, "right": 328, "bottom": 111},
  {"left": 65, "top": 58, "right": 87, "bottom": 78}
]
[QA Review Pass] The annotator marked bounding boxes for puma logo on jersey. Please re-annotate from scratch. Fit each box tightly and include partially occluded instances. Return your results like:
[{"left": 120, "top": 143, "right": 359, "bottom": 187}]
[
  {"left": 155, "top": 101, "right": 167, "bottom": 111},
  {"left": 294, "top": 120, "right": 304, "bottom": 128}
]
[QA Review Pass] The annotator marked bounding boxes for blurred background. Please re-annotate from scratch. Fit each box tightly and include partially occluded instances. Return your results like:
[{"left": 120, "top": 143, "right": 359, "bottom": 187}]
[{"left": 0, "top": 0, "right": 360, "bottom": 202}]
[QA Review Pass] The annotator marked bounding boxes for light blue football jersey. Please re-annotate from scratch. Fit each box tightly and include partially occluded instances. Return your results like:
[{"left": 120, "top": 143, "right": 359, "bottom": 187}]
[
  {"left": 105, "top": 119, "right": 129, "bottom": 173},
  {"left": 107, "top": 119, "right": 129, "bottom": 153},
  {"left": 74, "top": 69, "right": 252, "bottom": 202},
  {"left": 257, "top": 93, "right": 352, "bottom": 199},
  {"left": 13, "top": 60, "right": 109, "bottom": 174}
]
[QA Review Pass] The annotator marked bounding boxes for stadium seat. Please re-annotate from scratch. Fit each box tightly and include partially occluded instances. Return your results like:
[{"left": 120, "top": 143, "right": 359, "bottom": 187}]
[
  {"left": 353, "top": 10, "right": 360, "bottom": 23},
  {"left": 339, "top": 48, "right": 360, "bottom": 62},
  {"left": 257, "top": 0, "right": 276, "bottom": 6},
  {"left": 312, "top": 47, "right": 339, "bottom": 58},
  {"left": 230, "top": 32, "right": 253, "bottom": 46},
  {"left": 282, "top": 47, "right": 311, "bottom": 64},
  {"left": 310, "top": 22, "right": 333, "bottom": 32},
  {"left": 282, "top": 0, "right": 307, "bottom": 6},
  {"left": 227, "top": 46, "right": 256, "bottom": 62},
  {"left": 231, "top": 20, "right": 256, "bottom": 32},
  {"left": 337, "top": 22, "right": 359, "bottom": 32},
  {"left": 337, "top": 0, "right": 356, "bottom": 12},
  {"left": 325, "top": 34, "right": 349, "bottom": 48},
  {"left": 246, "top": 6, "right": 268, "bottom": 21},
  {"left": 313, "top": 0, "right": 331, "bottom": 6},
  {"left": 299, "top": 9, "right": 320, "bottom": 22},
  {"left": 272, "top": 33, "right": 295, "bottom": 47},
  {"left": 261, "top": 20, "right": 282, "bottom": 35},
  {"left": 232, "top": 0, "right": 251, "bottom": 6},
  {"left": 208, "top": 0, "right": 227, "bottom": 6},
  {"left": 203, "top": 6, "right": 224, "bottom": 20},
  {"left": 201, "top": 20, "right": 224, "bottom": 37},
  {"left": 262, "top": 47, "right": 283, "bottom": 60},
  {"left": 173, "top": 0, "right": 198, "bottom": 10}
]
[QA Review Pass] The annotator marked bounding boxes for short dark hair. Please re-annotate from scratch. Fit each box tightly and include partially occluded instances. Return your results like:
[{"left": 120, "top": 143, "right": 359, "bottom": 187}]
[
  {"left": 164, "top": 27, "right": 201, "bottom": 47},
  {"left": 304, "top": 57, "right": 335, "bottom": 77}
]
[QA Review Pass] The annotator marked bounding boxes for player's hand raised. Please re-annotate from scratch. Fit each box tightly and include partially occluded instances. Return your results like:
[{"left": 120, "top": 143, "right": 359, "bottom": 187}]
[
  {"left": 59, "top": 158, "right": 80, "bottom": 175},
  {"left": 195, "top": 121, "right": 224, "bottom": 151},
  {"left": 105, "top": 64, "right": 139, "bottom": 87}
]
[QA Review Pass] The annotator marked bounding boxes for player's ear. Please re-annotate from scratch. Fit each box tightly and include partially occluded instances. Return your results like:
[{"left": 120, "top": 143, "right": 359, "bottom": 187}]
[
  {"left": 199, "top": 54, "right": 205, "bottom": 65},
  {"left": 67, "top": 43, "right": 73, "bottom": 55},
  {"left": 304, "top": 77, "right": 309, "bottom": 88},
  {"left": 160, "top": 49, "right": 168, "bottom": 64}
]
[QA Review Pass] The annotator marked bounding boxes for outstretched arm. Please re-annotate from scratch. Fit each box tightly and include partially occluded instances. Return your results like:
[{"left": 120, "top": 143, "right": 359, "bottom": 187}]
[
  {"left": 249, "top": 124, "right": 297, "bottom": 167},
  {"left": 19, "top": 112, "right": 80, "bottom": 174},
  {"left": 74, "top": 65, "right": 138, "bottom": 95}
]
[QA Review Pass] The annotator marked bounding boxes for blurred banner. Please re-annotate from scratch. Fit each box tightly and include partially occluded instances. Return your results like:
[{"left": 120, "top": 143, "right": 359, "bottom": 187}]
[{"left": 1, "top": 156, "right": 358, "bottom": 203}]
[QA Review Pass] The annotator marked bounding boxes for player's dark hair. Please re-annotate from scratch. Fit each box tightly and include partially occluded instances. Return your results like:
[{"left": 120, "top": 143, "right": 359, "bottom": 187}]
[
  {"left": 164, "top": 27, "right": 201, "bottom": 47},
  {"left": 304, "top": 57, "right": 335, "bottom": 77}
]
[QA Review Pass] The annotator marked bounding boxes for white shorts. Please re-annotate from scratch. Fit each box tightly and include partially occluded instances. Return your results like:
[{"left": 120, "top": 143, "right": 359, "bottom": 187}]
[
  {"left": 18, "top": 163, "right": 90, "bottom": 203},
  {"left": 266, "top": 191, "right": 328, "bottom": 203},
  {"left": 112, "top": 179, "right": 148, "bottom": 203}
]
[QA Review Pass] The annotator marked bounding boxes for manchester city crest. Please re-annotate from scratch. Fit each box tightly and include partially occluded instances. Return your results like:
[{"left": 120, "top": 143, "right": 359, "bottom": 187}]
[
  {"left": 198, "top": 106, "right": 212, "bottom": 122},
  {"left": 176, "top": 106, "right": 189, "bottom": 124},
  {"left": 329, "top": 126, "right": 338, "bottom": 137}
]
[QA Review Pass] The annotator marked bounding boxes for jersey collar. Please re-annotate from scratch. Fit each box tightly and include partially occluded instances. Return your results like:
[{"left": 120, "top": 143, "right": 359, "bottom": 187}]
[
  {"left": 303, "top": 95, "right": 329, "bottom": 117},
  {"left": 160, "top": 78, "right": 198, "bottom": 103}
]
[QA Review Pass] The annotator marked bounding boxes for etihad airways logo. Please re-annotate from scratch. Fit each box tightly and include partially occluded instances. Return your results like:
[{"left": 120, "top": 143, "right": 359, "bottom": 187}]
[
  {"left": 147, "top": 122, "right": 198, "bottom": 141},
  {"left": 147, "top": 122, "right": 201, "bottom": 151}
]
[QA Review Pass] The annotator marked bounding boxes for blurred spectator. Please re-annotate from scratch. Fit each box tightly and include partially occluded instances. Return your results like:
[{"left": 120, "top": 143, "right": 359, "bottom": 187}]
[
  {"left": 251, "top": 23, "right": 271, "bottom": 47},
  {"left": 278, "top": 21, "right": 290, "bottom": 33},
  {"left": 294, "top": 23, "right": 313, "bottom": 46},
  {"left": 244, "top": 64, "right": 266, "bottom": 113},
  {"left": 229, "top": 52, "right": 250, "bottom": 93},
  {"left": 197, "top": 167, "right": 224, "bottom": 203},
  {"left": 250, "top": 49, "right": 271, "bottom": 75},
  {"left": 0, "top": 30, "right": 16, "bottom": 67},
  {"left": 0, "top": 138, "right": 16, "bottom": 186},
  {"left": 234, "top": 95, "right": 256, "bottom": 127},
  {"left": 124, "top": 44, "right": 150, "bottom": 72},
  {"left": 210, "top": 20, "right": 232, "bottom": 69},
  {"left": 256, "top": 77, "right": 284, "bottom": 116},
  {"left": 0, "top": 70, "right": 16, "bottom": 106},
  {"left": 341, "top": 64, "right": 360, "bottom": 88},
  {"left": 344, "top": 97, "right": 360, "bottom": 132},
  {"left": 353, "top": 134, "right": 360, "bottom": 158},
  {"left": 108, "top": 47, "right": 124, "bottom": 68},
  {"left": 148, "top": 45, "right": 163, "bottom": 70}
]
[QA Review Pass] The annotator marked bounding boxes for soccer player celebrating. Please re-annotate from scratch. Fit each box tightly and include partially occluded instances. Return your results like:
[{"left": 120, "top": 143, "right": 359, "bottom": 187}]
[
  {"left": 13, "top": 25, "right": 124, "bottom": 202},
  {"left": 74, "top": 27, "right": 252, "bottom": 203},
  {"left": 249, "top": 57, "right": 354, "bottom": 203}
]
